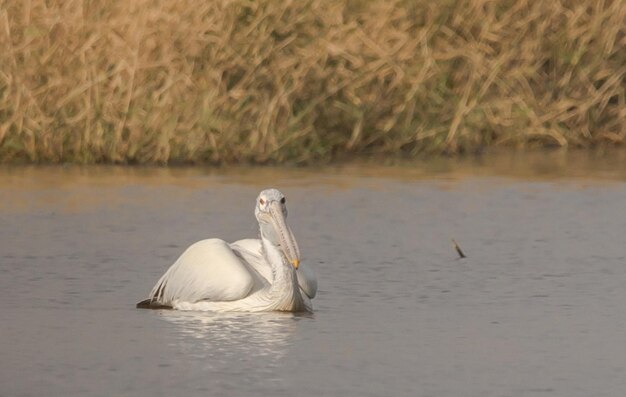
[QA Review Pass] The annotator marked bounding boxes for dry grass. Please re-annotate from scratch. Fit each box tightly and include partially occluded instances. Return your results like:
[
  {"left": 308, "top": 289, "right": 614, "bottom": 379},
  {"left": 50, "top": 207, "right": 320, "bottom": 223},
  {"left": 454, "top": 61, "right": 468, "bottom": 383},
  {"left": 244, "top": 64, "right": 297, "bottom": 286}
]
[{"left": 0, "top": 0, "right": 625, "bottom": 164}]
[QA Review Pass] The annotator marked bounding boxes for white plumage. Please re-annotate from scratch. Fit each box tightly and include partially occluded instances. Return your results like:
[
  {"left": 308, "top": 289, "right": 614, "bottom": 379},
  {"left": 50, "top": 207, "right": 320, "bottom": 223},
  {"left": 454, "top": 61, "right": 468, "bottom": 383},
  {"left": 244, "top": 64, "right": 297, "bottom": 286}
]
[{"left": 137, "top": 189, "right": 316, "bottom": 312}]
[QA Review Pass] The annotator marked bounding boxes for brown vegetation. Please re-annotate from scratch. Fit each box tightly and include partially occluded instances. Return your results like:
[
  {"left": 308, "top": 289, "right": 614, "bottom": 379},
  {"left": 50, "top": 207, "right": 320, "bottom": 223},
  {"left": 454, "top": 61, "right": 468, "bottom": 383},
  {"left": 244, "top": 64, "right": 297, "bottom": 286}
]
[{"left": 0, "top": 0, "right": 625, "bottom": 164}]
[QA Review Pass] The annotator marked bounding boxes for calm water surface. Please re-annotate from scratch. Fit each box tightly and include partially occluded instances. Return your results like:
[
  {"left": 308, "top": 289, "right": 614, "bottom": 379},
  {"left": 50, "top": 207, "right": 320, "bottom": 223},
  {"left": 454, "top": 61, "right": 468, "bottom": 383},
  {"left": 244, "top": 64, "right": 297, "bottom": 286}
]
[{"left": 1, "top": 153, "right": 626, "bottom": 397}]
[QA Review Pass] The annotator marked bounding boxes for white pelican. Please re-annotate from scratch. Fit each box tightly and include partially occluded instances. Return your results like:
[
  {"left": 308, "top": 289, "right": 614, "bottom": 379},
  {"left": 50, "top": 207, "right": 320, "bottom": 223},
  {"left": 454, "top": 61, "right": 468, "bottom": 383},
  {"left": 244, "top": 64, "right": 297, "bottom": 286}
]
[{"left": 136, "top": 188, "right": 316, "bottom": 312}]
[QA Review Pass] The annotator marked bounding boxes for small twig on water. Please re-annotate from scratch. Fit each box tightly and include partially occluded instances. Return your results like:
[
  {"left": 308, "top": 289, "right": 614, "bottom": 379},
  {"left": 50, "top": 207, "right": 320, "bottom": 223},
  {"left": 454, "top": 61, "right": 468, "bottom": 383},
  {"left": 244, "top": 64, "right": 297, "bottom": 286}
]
[{"left": 452, "top": 238, "right": 466, "bottom": 258}]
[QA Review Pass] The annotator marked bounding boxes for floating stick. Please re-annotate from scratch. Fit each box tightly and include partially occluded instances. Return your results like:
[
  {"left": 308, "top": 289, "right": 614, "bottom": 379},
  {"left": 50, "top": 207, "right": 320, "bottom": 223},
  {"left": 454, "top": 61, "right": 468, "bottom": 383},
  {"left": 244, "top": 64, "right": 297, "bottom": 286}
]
[{"left": 452, "top": 238, "right": 466, "bottom": 258}]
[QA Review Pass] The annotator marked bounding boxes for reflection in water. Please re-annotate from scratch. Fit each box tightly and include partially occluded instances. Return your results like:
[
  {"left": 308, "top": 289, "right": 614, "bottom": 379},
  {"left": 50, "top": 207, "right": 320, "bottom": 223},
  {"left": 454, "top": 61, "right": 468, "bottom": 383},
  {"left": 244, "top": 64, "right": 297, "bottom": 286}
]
[{"left": 159, "top": 311, "right": 307, "bottom": 375}]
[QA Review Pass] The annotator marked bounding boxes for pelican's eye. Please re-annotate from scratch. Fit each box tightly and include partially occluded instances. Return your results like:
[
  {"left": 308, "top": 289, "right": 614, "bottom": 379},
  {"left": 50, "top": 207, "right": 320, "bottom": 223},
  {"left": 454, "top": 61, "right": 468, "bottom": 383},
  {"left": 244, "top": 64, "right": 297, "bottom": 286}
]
[
  {"left": 280, "top": 197, "right": 286, "bottom": 204},
  {"left": 259, "top": 198, "right": 265, "bottom": 205}
]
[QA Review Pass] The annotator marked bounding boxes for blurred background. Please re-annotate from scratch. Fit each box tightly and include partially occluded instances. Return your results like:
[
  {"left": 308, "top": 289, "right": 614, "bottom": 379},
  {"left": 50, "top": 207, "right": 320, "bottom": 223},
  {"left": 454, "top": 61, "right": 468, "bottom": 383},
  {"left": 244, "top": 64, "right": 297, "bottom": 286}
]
[{"left": 0, "top": 0, "right": 624, "bottom": 164}]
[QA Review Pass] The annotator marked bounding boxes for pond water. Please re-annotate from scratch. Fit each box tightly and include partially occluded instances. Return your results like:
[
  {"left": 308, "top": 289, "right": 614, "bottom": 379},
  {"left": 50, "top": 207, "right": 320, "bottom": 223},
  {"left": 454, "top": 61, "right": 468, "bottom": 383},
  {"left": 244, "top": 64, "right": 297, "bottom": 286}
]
[{"left": 1, "top": 152, "right": 626, "bottom": 397}]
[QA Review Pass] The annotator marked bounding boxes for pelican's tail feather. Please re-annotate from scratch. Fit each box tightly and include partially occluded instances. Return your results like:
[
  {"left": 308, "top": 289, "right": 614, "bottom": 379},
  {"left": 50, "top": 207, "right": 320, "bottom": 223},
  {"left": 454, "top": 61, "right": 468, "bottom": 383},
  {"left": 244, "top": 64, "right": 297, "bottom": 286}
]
[{"left": 135, "top": 298, "right": 172, "bottom": 309}]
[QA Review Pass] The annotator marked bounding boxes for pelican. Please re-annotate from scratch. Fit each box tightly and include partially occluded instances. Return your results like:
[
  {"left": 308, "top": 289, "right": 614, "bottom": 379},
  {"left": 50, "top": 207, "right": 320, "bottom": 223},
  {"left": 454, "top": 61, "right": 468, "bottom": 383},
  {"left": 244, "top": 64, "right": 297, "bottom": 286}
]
[{"left": 136, "top": 188, "right": 316, "bottom": 312}]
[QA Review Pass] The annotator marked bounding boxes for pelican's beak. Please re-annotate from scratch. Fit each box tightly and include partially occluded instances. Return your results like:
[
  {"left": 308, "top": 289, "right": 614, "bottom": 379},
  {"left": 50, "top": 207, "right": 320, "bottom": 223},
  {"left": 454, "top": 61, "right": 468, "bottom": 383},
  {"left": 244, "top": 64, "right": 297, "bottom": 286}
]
[{"left": 268, "top": 201, "right": 301, "bottom": 269}]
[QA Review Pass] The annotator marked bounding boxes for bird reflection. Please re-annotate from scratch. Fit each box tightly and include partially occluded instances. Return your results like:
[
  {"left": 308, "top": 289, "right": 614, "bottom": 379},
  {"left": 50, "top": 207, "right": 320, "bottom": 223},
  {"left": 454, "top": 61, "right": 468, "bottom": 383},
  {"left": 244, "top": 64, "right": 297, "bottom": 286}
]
[{"left": 158, "top": 310, "right": 310, "bottom": 374}]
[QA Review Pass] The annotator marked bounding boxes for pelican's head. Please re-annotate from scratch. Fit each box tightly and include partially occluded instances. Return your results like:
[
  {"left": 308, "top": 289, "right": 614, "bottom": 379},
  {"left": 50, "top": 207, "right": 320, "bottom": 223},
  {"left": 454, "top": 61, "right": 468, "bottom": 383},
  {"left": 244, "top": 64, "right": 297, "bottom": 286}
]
[{"left": 255, "top": 188, "right": 301, "bottom": 269}]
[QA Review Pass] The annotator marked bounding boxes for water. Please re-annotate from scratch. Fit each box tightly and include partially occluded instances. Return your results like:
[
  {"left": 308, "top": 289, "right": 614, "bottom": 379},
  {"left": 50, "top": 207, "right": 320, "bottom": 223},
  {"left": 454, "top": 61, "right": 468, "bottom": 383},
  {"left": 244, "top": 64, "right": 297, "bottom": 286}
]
[{"left": 2, "top": 153, "right": 626, "bottom": 397}]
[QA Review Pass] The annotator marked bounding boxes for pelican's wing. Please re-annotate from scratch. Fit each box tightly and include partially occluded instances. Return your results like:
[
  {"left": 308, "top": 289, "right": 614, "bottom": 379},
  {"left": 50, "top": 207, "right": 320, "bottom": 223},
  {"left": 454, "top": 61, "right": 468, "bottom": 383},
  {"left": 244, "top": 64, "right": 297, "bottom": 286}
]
[
  {"left": 142, "top": 239, "right": 255, "bottom": 307},
  {"left": 231, "top": 238, "right": 317, "bottom": 299},
  {"left": 296, "top": 260, "right": 317, "bottom": 299},
  {"left": 230, "top": 239, "right": 272, "bottom": 281}
]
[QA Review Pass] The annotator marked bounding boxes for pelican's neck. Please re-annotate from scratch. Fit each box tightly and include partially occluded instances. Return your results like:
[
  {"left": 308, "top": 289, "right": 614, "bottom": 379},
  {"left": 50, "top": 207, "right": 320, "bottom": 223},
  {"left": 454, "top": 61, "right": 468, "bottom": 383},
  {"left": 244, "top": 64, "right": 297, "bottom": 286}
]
[
  {"left": 260, "top": 235, "right": 305, "bottom": 311},
  {"left": 261, "top": 236, "right": 296, "bottom": 287}
]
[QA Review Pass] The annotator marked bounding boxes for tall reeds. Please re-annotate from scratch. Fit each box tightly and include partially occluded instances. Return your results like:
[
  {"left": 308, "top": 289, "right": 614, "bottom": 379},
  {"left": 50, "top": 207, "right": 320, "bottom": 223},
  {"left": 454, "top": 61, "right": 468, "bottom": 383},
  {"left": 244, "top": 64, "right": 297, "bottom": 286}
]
[{"left": 0, "top": 0, "right": 624, "bottom": 164}]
